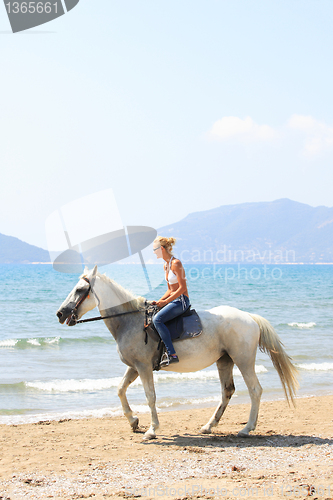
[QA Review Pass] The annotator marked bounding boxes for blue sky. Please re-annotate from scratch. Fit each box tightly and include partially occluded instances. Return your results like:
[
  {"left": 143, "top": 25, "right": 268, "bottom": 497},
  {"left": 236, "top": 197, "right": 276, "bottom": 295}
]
[{"left": 1, "top": 0, "right": 333, "bottom": 248}]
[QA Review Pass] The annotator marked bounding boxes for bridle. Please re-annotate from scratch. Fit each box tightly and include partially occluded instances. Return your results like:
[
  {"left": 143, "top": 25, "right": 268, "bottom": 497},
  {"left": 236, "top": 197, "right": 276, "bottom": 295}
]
[
  {"left": 69, "top": 276, "right": 142, "bottom": 325},
  {"left": 67, "top": 277, "right": 91, "bottom": 325}
]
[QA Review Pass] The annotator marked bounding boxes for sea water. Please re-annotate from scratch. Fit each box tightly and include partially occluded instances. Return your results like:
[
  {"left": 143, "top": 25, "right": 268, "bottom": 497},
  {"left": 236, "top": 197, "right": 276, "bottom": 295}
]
[{"left": 0, "top": 263, "right": 332, "bottom": 425}]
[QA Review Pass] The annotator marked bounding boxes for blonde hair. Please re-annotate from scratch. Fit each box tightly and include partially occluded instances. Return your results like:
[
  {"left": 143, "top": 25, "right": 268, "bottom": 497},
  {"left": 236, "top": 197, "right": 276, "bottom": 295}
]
[{"left": 154, "top": 236, "right": 176, "bottom": 255}]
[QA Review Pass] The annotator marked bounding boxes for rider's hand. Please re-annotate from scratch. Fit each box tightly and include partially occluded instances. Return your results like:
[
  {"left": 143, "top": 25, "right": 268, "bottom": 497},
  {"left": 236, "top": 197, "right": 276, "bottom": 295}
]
[
  {"left": 151, "top": 301, "right": 157, "bottom": 305},
  {"left": 156, "top": 299, "right": 166, "bottom": 308}
]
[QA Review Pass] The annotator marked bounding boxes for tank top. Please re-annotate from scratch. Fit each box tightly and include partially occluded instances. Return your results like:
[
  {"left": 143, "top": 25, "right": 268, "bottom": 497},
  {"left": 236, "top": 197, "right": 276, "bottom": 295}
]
[{"left": 165, "top": 256, "right": 186, "bottom": 284}]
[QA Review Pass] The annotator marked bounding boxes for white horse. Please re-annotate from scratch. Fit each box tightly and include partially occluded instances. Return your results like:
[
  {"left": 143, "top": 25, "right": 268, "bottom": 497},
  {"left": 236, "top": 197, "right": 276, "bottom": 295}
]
[{"left": 57, "top": 266, "right": 298, "bottom": 441}]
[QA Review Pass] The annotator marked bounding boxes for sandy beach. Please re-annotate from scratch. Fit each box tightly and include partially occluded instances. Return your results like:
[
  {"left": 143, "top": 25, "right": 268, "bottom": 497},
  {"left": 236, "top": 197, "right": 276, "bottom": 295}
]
[{"left": 0, "top": 395, "right": 332, "bottom": 500}]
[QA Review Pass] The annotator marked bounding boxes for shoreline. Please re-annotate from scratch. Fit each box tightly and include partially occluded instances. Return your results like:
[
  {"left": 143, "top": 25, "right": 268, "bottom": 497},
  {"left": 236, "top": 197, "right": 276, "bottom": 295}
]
[
  {"left": 1, "top": 394, "right": 332, "bottom": 499},
  {"left": 2, "top": 387, "right": 333, "bottom": 427}
]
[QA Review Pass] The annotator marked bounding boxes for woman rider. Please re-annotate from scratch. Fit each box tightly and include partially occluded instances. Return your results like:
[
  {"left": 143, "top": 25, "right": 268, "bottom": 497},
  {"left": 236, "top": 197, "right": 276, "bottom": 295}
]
[{"left": 152, "top": 236, "right": 190, "bottom": 367}]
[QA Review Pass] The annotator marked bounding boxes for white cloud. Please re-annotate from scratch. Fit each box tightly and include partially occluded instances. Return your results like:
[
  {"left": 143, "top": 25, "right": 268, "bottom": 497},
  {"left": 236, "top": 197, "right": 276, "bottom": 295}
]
[
  {"left": 208, "top": 116, "right": 278, "bottom": 143},
  {"left": 207, "top": 114, "right": 333, "bottom": 157},
  {"left": 287, "top": 114, "right": 333, "bottom": 156}
]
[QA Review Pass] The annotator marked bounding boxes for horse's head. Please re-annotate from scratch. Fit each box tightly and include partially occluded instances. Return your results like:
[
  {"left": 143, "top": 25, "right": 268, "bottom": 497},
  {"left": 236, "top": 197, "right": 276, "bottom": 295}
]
[{"left": 56, "top": 265, "right": 98, "bottom": 326}]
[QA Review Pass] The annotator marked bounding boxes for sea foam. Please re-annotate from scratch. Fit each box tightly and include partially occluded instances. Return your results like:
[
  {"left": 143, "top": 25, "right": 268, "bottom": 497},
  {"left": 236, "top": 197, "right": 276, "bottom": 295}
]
[
  {"left": 0, "top": 339, "right": 18, "bottom": 347},
  {"left": 288, "top": 322, "right": 316, "bottom": 328},
  {"left": 0, "top": 335, "right": 110, "bottom": 349},
  {"left": 296, "top": 362, "right": 333, "bottom": 371},
  {"left": 25, "top": 365, "right": 268, "bottom": 393},
  {"left": 0, "top": 396, "right": 237, "bottom": 425}
]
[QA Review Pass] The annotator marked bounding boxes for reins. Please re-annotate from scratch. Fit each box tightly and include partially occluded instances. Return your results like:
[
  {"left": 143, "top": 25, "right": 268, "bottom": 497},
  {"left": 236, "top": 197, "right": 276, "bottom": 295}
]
[
  {"left": 77, "top": 309, "right": 141, "bottom": 324},
  {"left": 73, "top": 276, "right": 143, "bottom": 325}
]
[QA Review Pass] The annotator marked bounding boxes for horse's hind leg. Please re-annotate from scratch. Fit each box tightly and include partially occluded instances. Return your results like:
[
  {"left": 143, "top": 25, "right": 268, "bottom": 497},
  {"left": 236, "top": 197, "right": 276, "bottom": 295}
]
[
  {"left": 236, "top": 363, "right": 263, "bottom": 437},
  {"left": 117, "top": 366, "right": 140, "bottom": 431},
  {"left": 201, "top": 354, "right": 235, "bottom": 434}
]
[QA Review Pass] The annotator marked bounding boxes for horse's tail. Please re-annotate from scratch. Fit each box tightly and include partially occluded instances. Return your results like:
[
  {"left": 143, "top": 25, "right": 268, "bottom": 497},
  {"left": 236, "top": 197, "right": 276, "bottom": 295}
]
[{"left": 249, "top": 313, "right": 299, "bottom": 407}]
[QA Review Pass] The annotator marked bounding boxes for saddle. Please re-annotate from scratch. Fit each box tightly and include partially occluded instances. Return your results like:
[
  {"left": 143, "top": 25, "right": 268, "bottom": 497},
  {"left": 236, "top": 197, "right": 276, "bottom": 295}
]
[{"left": 144, "top": 301, "right": 203, "bottom": 345}]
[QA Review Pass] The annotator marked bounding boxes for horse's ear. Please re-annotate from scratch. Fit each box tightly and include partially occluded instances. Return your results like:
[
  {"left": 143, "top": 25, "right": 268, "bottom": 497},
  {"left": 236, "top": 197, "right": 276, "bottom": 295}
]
[{"left": 89, "top": 265, "right": 98, "bottom": 288}]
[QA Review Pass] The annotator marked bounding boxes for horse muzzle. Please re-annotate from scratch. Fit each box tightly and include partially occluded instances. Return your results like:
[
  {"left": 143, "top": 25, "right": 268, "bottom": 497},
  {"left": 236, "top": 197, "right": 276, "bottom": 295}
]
[
  {"left": 56, "top": 310, "right": 66, "bottom": 324},
  {"left": 66, "top": 313, "right": 78, "bottom": 326},
  {"left": 56, "top": 309, "right": 77, "bottom": 326}
]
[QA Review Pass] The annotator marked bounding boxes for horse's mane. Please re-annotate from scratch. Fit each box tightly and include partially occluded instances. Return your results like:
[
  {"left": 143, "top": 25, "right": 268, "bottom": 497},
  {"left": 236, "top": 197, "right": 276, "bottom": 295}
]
[{"left": 82, "top": 272, "right": 145, "bottom": 311}]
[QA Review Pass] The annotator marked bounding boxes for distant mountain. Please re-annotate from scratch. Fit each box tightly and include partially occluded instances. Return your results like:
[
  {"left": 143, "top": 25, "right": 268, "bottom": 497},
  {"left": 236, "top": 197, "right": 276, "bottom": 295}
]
[
  {"left": 0, "top": 233, "right": 50, "bottom": 264},
  {"left": 2, "top": 199, "right": 333, "bottom": 264},
  {"left": 159, "top": 199, "right": 333, "bottom": 264}
]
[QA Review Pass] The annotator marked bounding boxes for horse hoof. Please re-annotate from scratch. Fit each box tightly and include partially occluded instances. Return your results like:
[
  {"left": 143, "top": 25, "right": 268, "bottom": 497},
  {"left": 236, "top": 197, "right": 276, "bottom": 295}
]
[
  {"left": 143, "top": 431, "right": 157, "bottom": 441},
  {"left": 237, "top": 430, "right": 250, "bottom": 438},
  {"left": 200, "top": 425, "right": 211, "bottom": 434},
  {"left": 131, "top": 417, "right": 139, "bottom": 432}
]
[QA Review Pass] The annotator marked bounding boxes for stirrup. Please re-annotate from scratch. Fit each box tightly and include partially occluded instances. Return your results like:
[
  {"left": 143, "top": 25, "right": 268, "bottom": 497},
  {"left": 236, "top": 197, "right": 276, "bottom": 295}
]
[{"left": 160, "top": 353, "right": 179, "bottom": 367}]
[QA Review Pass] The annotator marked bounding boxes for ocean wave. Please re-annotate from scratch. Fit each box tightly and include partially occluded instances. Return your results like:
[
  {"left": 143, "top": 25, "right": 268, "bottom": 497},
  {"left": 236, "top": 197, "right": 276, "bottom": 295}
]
[
  {"left": 27, "top": 339, "right": 42, "bottom": 346},
  {"left": 296, "top": 362, "right": 333, "bottom": 372},
  {"left": 22, "top": 365, "right": 268, "bottom": 393},
  {"left": 288, "top": 322, "right": 316, "bottom": 329},
  {"left": 157, "top": 395, "right": 228, "bottom": 408},
  {"left": 0, "top": 394, "right": 238, "bottom": 425},
  {"left": 0, "top": 339, "right": 18, "bottom": 347},
  {"left": 0, "top": 382, "right": 27, "bottom": 392},
  {"left": 0, "top": 335, "right": 113, "bottom": 349},
  {"left": 0, "top": 337, "right": 61, "bottom": 348},
  {"left": 0, "top": 405, "right": 142, "bottom": 426},
  {"left": 155, "top": 365, "right": 267, "bottom": 383},
  {"left": 25, "top": 378, "right": 126, "bottom": 392}
]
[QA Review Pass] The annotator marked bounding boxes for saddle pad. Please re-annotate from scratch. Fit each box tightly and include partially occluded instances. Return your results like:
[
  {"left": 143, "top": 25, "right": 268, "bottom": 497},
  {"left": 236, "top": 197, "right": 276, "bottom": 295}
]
[{"left": 165, "top": 309, "right": 202, "bottom": 341}]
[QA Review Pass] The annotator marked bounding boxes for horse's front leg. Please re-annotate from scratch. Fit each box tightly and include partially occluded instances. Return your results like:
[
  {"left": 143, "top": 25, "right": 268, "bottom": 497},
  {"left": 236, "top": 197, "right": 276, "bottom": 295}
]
[
  {"left": 117, "top": 366, "right": 140, "bottom": 431},
  {"left": 137, "top": 366, "right": 159, "bottom": 440}
]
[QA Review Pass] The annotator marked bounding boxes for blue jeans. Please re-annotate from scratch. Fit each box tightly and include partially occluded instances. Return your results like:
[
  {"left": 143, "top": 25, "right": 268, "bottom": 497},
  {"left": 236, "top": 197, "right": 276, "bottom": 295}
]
[{"left": 152, "top": 295, "right": 190, "bottom": 356}]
